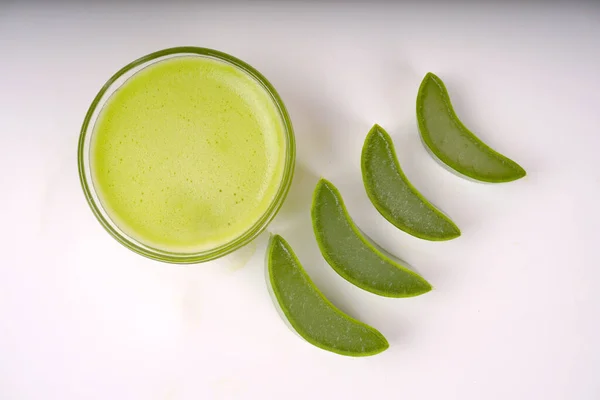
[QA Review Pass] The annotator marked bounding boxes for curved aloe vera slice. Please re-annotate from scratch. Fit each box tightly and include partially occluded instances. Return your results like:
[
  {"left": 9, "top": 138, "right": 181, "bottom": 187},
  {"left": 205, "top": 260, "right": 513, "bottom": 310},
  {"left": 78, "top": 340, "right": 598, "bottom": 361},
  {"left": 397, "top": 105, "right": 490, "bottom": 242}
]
[
  {"left": 362, "top": 124, "right": 460, "bottom": 241},
  {"left": 311, "top": 179, "right": 432, "bottom": 298},
  {"left": 417, "top": 73, "right": 526, "bottom": 183},
  {"left": 267, "top": 234, "right": 389, "bottom": 357}
]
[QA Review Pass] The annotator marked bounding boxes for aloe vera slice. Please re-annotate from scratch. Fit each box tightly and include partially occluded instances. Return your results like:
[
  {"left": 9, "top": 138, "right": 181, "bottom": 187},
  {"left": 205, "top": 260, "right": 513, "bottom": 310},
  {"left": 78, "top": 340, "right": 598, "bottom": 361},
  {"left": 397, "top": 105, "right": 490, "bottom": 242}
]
[
  {"left": 311, "top": 179, "right": 432, "bottom": 298},
  {"left": 362, "top": 124, "right": 460, "bottom": 241},
  {"left": 417, "top": 73, "right": 526, "bottom": 183},
  {"left": 267, "top": 234, "right": 389, "bottom": 357}
]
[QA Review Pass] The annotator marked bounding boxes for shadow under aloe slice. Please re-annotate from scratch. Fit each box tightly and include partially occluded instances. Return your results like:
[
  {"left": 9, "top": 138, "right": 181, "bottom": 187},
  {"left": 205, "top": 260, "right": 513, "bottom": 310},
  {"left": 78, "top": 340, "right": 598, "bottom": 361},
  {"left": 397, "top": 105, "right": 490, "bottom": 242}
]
[
  {"left": 267, "top": 235, "right": 388, "bottom": 357},
  {"left": 417, "top": 72, "right": 526, "bottom": 183},
  {"left": 311, "top": 179, "right": 432, "bottom": 298},
  {"left": 362, "top": 124, "right": 460, "bottom": 241}
]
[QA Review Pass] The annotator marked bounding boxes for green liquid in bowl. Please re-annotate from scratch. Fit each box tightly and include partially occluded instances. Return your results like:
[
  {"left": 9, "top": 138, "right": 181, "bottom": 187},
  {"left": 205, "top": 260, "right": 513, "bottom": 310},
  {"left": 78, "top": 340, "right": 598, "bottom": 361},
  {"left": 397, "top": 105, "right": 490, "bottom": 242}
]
[{"left": 90, "top": 55, "right": 288, "bottom": 253}]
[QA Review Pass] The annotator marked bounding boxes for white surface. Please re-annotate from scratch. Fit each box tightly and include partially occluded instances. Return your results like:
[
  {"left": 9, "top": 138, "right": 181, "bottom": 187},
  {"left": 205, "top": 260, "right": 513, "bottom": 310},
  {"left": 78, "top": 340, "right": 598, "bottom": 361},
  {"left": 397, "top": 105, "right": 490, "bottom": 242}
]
[{"left": 1, "top": 2, "right": 599, "bottom": 399}]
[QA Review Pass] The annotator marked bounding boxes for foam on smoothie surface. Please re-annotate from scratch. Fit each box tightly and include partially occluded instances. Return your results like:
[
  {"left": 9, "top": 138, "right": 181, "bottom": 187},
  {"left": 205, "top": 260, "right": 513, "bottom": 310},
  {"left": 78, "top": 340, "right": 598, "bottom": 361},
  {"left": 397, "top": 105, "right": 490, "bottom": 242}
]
[{"left": 91, "top": 56, "right": 286, "bottom": 252}]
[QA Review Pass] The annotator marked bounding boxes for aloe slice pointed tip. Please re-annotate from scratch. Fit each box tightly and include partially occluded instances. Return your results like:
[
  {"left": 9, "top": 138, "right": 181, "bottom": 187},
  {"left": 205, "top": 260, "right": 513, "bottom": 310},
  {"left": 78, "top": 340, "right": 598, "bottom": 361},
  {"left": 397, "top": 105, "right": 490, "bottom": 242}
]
[
  {"left": 362, "top": 124, "right": 460, "bottom": 241},
  {"left": 267, "top": 234, "right": 389, "bottom": 357},
  {"left": 312, "top": 179, "right": 432, "bottom": 298},
  {"left": 417, "top": 72, "right": 526, "bottom": 183}
]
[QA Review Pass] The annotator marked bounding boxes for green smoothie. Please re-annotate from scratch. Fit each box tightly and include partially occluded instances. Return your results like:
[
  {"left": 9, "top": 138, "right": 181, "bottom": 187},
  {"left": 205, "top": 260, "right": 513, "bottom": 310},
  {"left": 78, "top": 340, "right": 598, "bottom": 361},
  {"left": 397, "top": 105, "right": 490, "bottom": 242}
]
[{"left": 90, "top": 55, "right": 287, "bottom": 253}]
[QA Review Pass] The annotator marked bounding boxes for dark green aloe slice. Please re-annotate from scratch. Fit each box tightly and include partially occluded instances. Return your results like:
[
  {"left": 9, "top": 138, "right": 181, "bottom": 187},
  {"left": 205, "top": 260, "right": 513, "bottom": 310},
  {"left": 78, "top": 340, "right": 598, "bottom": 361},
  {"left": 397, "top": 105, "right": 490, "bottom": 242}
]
[
  {"left": 417, "top": 72, "right": 526, "bottom": 183},
  {"left": 362, "top": 124, "right": 460, "bottom": 241},
  {"left": 267, "top": 234, "right": 389, "bottom": 357},
  {"left": 311, "top": 179, "right": 432, "bottom": 298}
]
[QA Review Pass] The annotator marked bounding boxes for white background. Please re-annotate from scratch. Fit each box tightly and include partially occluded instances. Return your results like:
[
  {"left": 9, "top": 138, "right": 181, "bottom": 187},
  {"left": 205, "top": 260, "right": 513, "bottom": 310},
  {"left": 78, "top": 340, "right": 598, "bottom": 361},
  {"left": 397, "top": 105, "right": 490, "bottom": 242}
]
[{"left": 1, "top": 2, "right": 599, "bottom": 399}]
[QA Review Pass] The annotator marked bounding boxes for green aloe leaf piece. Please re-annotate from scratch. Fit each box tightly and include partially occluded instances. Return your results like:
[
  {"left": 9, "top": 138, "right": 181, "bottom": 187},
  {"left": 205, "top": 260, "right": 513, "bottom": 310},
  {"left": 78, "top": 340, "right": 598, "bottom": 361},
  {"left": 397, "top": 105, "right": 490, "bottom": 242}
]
[
  {"left": 362, "top": 124, "right": 460, "bottom": 241},
  {"left": 417, "top": 72, "right": 526, "bottom": 183},
  {"left": 267, "top": 234, "right": 389, "bottom": 357},
  {"left": 312, "top": 179, "right": 432, "bottom": 298}
]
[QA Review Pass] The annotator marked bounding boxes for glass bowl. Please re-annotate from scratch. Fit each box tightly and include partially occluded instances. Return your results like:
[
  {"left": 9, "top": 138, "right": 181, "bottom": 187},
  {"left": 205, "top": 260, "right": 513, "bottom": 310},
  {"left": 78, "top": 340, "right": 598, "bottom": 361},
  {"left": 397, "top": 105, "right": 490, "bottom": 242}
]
[{"left": 78, "top": 47, "right": 295, "bottom": 264}]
